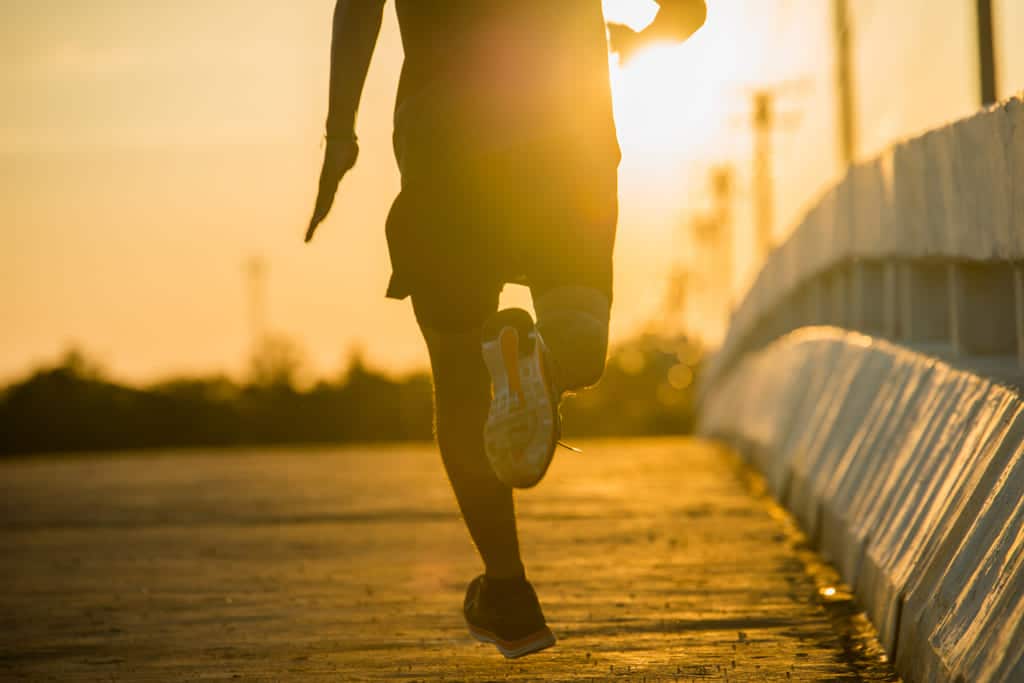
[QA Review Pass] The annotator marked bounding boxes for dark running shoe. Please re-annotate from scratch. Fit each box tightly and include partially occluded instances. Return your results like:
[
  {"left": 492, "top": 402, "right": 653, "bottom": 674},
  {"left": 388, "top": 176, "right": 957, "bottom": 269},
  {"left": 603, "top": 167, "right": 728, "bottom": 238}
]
[{"left": 463, "top": 575, "right": 556, "bottom": 658}]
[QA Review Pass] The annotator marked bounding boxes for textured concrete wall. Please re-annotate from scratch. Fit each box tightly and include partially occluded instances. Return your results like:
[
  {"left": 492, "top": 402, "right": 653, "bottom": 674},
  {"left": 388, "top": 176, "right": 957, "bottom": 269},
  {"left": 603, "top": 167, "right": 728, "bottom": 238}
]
[
  {"left": 706, "top": 95, "right": 1024, "bottom": 386},
  {"left": 700, "top": 328, "right": 1024, "bottom": 682}
]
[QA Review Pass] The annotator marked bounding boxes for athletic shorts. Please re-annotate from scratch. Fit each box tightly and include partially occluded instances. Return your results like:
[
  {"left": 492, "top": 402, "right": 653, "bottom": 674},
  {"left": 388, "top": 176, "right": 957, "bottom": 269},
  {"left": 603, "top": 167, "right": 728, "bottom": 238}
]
[{"left": 385, "top": 136, "right": 619, "bottom": 332}]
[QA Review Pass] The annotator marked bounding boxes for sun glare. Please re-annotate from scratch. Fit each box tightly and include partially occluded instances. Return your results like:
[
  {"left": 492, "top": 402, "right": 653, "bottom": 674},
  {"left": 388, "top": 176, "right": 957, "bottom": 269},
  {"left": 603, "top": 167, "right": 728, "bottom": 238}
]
[
  {"left": 607, "top": 6, "right": 745, "bottom": 179},
  {"left": 603, "top": 0, "right": 660, "bottom": 31},
  {"left": 610, "top": 43, "right": 717, "bottom": 175}
]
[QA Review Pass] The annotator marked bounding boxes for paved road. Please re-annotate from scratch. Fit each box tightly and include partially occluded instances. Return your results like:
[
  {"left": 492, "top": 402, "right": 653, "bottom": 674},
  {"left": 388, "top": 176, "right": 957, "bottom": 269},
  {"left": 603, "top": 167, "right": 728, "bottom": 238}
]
[{"left": 1, "top": 438, "right": 896, "bottom": 681}]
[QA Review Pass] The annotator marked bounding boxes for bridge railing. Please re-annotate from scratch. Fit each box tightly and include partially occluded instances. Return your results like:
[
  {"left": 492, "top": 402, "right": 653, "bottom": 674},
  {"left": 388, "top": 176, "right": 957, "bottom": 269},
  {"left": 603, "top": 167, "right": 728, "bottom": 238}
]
[
  {"left": 705, "top": 94, "right": 1024, "bottom": 387},
  {"left": 699, "top": 94, "right": 1024, "bottom": 683}
]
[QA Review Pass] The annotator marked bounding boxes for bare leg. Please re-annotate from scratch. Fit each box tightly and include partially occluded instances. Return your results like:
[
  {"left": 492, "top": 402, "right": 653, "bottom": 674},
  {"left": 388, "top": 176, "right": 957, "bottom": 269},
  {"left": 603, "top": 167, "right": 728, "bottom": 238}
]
[
  {"left": 421, "top": 327, "right": 525, "bottom": 580},
  {"left": 534, "top": 285, "right": 611, "bottom": 392}
]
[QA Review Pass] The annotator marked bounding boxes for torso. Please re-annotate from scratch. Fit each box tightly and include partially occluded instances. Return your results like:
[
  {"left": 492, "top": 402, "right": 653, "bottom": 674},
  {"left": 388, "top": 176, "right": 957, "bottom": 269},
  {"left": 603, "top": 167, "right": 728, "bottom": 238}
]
[{"left": 391, "top": 0, "right": 620, "bottom": 176}]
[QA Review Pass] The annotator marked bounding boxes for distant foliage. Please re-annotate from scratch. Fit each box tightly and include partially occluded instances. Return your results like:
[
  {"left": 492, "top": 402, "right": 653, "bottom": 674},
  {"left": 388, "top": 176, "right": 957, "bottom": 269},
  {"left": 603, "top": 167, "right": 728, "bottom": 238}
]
[
  {"left": 562, "top": 332, "right": 701, "bottom": 438},
  {"left": 0, "top": 334, "right": 702, "bottom": 456},
  {"left": 0, "top": 349, "right": 434, "bottom": 456}
]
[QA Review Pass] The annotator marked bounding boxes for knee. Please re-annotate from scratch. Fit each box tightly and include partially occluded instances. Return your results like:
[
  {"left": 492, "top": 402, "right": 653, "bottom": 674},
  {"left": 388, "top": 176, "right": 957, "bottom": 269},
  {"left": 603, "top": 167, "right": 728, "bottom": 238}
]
[
  {"left": 539, "top": 312, "right": 609, "bottom": 391},
  {"left": 578, "top": 346, "right": 609, "bottom": 388},
  {"left": 534, "top": 286, "right": 611, "bottom": 391},
  {"left": 563, "top": 334, "right": 608, "bottom": 390}
]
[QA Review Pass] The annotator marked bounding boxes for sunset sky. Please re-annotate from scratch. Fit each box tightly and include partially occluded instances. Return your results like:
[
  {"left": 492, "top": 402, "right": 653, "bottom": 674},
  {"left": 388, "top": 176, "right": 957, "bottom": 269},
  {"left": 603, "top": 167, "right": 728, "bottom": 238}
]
[{"left": 3, "top": 0, "right": 1022, "bottom": 384}]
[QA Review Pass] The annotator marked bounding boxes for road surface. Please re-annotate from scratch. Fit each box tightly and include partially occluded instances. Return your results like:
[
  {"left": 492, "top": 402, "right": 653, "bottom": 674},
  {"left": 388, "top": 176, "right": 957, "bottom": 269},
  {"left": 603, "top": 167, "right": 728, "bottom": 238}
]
[{"left": 1, "top": 438, "right": 896, "bottom": 681}]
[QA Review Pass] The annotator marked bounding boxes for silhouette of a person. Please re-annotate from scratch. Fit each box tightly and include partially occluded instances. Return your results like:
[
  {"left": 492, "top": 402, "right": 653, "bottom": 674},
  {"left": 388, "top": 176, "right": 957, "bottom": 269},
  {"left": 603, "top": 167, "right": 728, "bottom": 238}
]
[{"left": 307, "top": 0, "right": 705, "bottom": 659}]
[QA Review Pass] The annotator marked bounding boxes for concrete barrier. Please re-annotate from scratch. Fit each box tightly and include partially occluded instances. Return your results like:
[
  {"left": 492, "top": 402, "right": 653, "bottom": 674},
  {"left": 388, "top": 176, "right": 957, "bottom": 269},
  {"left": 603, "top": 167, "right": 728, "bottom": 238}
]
[
  {"left": 700, "top": 93, "right": 1024, "bottom": 681},
  {"left": 704, "top": 94, "right": 1024, "bottom": 389},
  {"left": 700, "top": 328, "right": 1024, "bottom": 682}
]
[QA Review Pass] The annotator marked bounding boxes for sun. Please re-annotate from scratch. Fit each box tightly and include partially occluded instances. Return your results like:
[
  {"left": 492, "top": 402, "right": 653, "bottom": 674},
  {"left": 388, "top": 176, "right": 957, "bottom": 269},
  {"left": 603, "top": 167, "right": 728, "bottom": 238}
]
[
  {"left": 603, "top": 2, "right": 742, "bottom": 177},
  {"left": 609, "top": 45, "right": 721, "bottom": 179},
  {"left": 603, "top": 0, "right": 660, "bottom": 31}
]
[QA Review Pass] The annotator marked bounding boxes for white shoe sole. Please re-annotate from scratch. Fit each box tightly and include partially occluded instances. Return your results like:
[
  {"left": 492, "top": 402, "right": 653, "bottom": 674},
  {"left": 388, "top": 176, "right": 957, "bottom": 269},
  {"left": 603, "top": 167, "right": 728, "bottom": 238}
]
[{"left": 482, "top": 321, "right": 559, "bottom": 489}]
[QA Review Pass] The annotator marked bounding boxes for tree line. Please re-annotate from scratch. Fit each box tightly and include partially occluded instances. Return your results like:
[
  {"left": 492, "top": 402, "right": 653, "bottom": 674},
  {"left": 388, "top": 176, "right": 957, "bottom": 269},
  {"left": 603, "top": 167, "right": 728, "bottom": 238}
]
[{"left": 0, "top": 333, "right": 701, "bottom": 456}]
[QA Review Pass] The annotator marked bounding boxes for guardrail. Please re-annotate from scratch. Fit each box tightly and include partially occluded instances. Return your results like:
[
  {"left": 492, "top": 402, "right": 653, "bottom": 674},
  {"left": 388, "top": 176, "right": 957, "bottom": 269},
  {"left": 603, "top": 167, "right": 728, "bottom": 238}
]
[
  {"left": 700, "top": 95, "right": 1024, "bottom": 682},
  {"left": 700, "top": 328, "right": 1024, "bottom": 683},
  {"left": 705, "top": 94, "right": 1024, "bottom": 387}
]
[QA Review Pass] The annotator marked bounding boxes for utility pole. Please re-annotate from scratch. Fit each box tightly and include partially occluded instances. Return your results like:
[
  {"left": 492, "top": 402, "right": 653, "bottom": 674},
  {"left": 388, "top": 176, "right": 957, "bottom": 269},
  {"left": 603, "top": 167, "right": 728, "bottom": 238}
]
[
  {"left": 710, "top": 166, "right": 734, "bottom": 310},
  {"left": 976, "top": 0, "right": 998, "bottom": 105},
  {"left": 662, "top": 265, "right": 689, "bottom": 328},
  {"left": 245, "top": 255, "right": 268, "bottom": 358},
  {"left": 731, "top": 81, "right": 804, "bottom": 273},
  {"left": 684, "top": 166, "right": 734, "bottom": 338},
  {"left": 752, "top": 91, "right": 775, "bottom": 263},
  {"left": 833, "top": 0, "right": 857, "bottom": 166}
]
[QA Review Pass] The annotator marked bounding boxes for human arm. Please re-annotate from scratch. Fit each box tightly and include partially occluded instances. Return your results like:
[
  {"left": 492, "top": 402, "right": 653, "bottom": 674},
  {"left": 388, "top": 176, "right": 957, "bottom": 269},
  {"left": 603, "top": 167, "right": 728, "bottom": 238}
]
[
  {"left": 306, "top": 0, "right": 386, "bottom": 243},
  {"left": 607, "top": 0, "right": 707, "bottom": 64}
]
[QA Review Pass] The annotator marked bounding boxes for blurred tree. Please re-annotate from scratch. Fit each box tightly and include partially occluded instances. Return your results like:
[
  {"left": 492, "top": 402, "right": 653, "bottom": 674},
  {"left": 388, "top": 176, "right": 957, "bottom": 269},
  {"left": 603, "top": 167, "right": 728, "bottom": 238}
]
[
  {"left": 0, "top": 330, "right": 703, "bottom": 456},
  {"left": 248, "top": 333, "right": 306, "bottom": 389}
]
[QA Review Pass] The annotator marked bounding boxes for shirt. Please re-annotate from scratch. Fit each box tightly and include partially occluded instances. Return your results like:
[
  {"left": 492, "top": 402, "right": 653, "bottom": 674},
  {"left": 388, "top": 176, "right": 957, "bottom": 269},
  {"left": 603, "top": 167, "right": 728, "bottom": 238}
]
[{"left": 325, "top": 1, "right": 620, "bottom": 176}]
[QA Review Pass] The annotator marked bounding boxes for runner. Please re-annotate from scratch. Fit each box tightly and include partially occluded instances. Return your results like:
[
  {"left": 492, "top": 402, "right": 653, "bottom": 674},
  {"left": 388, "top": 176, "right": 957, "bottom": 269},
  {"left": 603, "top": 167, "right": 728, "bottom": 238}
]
[{"left": 307, "top": 0, "right": 706, "bottom": 658}]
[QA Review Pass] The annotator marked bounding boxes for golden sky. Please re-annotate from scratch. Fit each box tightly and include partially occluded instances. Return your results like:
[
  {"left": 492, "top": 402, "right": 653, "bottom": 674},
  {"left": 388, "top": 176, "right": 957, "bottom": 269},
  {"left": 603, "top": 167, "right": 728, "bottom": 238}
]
[{"left": 2, "top": 0, "right": 1021, "bottom": 383}]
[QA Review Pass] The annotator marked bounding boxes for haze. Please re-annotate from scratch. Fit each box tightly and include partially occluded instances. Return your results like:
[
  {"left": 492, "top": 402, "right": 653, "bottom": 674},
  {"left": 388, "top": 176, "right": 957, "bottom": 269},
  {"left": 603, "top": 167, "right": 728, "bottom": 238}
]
[{"left": 3, "top": 0, "right": 1021, "bottom": 383}]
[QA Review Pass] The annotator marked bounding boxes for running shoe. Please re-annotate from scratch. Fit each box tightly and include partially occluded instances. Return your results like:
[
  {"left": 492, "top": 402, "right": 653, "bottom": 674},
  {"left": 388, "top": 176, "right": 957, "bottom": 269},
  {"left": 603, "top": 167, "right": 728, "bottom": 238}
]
[
  {"left": 463, "top": 575, "right": 556, "bottom": 658},
  {"left": 481, "top": 308, "right": 560, "bottom": 489}
]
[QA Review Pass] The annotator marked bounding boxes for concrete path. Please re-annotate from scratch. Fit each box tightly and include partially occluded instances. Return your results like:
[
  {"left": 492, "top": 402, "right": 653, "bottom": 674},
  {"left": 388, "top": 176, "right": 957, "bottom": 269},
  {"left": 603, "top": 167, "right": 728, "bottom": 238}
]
[{"left": 0, "top": 438, "right": 896, "bottom": 681}]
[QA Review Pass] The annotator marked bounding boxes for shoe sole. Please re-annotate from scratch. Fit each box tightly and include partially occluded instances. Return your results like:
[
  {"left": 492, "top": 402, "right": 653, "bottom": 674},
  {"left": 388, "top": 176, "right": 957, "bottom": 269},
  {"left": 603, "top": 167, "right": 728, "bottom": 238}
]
[
  {"left": 482, "top": 309, "right": 560, "bottom": 489},
  {"left": 466, "top": 621, "right": 556, "bottom": 659}
]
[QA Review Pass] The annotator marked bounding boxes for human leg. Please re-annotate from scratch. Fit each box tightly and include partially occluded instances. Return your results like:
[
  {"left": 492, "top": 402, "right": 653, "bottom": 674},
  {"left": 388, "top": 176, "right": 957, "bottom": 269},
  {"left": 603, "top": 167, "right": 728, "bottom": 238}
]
[
  {"left": 415, "top": 294, "right": 555, "bottom": 658},
  {"left": 524, "top": 139, "right": 616, "bottom": 395},
  {"left": 478, "top": 228, "right": 613, "bottom": 489},
  {"left": 414, "top": 294, "right": 525, "bottom": 580},
  {"left": 533, "top": 284, "right": 611, "bottom": 393}
]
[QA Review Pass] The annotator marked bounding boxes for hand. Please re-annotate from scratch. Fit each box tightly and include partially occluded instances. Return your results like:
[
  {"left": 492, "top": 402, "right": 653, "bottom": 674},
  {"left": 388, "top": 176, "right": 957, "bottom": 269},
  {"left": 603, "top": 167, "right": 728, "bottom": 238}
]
[
  {"left": 305, "top": 137, "right": 359, "bottom": 243},
  {"left": 608, "top": 0, "right": 707, "bottom": 65},
  {"left": 607, "top": 22, "right": 647, "bottom": 64}
]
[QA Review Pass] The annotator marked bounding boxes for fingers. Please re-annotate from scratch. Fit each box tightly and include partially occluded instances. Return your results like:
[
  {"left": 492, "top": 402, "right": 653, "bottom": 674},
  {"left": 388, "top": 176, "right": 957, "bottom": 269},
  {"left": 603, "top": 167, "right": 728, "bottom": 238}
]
[
  {"left": 653, "top": 0, "right": 707, "bottom": 42},
  {"left": 304, "top": 159, "right": 343, "bottom": 243},
  {"left": 306, "top": 183, "right": 337, "bottom": 242},
  {"left": 606, "top": 23, "right": 635, "bottom": 56},
  {"left": 607, "top": 23, "right": 644, "bottom": 63},
  {"left": 607, "top": 0, "right": 707, "bottom": 65},
  {"left": 305, "top": 218, "right": 320, "bottom": 243},
  {"left": 304, "top": 139, "right": 358, "bottom": 243},
  {"left": 306, "top": 204, "right": 326, "bottom": 242}
]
